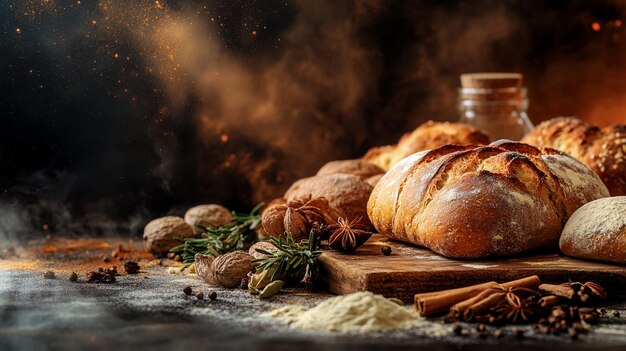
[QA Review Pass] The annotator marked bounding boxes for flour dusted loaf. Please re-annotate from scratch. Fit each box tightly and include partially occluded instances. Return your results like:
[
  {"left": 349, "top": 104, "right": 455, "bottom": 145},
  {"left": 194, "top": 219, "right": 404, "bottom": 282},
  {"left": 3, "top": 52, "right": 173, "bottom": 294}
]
[
  {"left": 363, "top": 121, "right": 490, "bottom": 171},
  {"left": 522, "top": 117, "right": 626, "bottom": 196},
  {"left": 367, "top": 140, "right": 609, "bottom": 258},
  {"left": 560, "top": 196, "right": 626, "bottom": 264}
]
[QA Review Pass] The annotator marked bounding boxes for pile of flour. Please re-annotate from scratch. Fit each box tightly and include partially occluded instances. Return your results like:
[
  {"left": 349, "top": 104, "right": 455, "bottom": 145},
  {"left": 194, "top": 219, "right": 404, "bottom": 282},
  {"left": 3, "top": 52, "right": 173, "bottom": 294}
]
[{"left": 263, "top": 292, "right": 425, "bottom": 333}]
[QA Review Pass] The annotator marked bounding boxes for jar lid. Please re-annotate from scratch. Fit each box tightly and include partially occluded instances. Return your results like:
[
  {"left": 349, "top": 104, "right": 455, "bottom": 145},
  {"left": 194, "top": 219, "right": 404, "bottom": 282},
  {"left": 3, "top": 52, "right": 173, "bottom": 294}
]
[{"left": 460, "top": 73, "right": 523, "bottom": 89}]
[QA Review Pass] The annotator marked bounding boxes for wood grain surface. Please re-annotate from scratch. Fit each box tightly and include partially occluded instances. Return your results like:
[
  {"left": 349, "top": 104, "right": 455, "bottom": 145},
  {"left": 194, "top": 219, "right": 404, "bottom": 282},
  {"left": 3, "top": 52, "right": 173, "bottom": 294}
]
[{"left": 318, "top": 234, "right": 626, "bottom": 302}]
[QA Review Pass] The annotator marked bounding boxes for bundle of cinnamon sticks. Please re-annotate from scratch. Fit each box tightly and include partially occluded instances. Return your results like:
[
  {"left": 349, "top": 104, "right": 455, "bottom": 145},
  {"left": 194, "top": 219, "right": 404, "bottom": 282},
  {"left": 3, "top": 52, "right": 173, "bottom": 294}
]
[{"left": 414, "top": 275, "right": 541, "bottom": 318}]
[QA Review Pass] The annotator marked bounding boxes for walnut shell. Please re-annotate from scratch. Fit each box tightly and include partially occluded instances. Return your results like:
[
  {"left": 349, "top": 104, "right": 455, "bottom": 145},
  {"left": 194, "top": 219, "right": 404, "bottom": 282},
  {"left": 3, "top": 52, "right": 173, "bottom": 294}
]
[
  {"left": 194, "top": 254, "right": 219, "bottom": 285},
  {"left": 283, "top": 207, "right": 311, "bottom": 238},
  {"left": 212, "top": 250, "right": 254, "bottom": 288},
  {"left": 316, "top": 159, "right": 385, "bottom": 180},
  {"left": 261, "top": 204, "right": 288, "bottom": 237},
  {"left": 285, "top": 174, "right": 374, "bottom": 228},
  {"left": 143, "top": 216, "right": 196, "bottom": 257},
  {"left": 248, "top": 241, "right": 276, "bottom": 261},
  {"left": 184, "top": 204, "right": 232, "bottom": 234}
]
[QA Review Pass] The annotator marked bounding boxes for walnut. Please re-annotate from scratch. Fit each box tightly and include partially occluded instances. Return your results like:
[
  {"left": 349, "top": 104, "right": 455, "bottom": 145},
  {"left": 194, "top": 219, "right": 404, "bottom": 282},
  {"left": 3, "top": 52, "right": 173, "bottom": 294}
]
[
  {"left": 195, "top": 251, "right": 254, "bottom": 288},
  {"left": 261, "top": 197, "right": 339, "bottom": 239},
  {"left": 248, "top": 241, "right": 276, "bottom": 261},
  {"left": 194, "top": 254, "right": 219, "bottom": 285},
  {"left": 184, "top": 204, "right": 232, "bottom": 234},
  {"left": 143, "top": 216, "right": 195, "bottom": 257}
]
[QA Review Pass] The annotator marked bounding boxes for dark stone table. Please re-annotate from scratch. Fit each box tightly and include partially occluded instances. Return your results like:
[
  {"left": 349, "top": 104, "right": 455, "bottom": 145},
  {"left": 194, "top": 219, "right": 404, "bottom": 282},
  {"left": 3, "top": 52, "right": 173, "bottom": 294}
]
[{"left": 1, "top": 238, "right": 626, "bottom": 351}]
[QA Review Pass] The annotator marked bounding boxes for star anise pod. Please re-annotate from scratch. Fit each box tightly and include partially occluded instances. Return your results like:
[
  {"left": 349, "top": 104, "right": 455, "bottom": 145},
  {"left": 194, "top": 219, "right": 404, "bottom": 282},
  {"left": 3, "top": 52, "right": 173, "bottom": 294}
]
[
  {"left": 325, "top": 217, "right": 372, "bottom": 252},
  {"left": 490, "top": 288, "right": 541, "bottom": 324},
  {"left": 261, "top": 196, "right": 339, "bottom": 239}
]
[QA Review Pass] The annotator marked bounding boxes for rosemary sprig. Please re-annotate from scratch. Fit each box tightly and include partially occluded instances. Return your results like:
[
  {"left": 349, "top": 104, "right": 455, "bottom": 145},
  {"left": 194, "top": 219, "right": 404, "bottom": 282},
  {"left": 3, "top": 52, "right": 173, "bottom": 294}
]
[
  {"left": 169, "top": 203, "right": 263, "bottom": 263},
  {"left": 253, "top": 230, "right": 322, "bottom": 283}
]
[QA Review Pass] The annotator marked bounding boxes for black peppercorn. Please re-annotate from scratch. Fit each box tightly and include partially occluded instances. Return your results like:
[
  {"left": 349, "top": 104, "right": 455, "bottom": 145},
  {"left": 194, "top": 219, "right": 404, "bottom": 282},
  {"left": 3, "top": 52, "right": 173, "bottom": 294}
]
[
  {"left": 124, "top": 261, "right": 140, "bottom": 274},
  {"left": 208, "top": 290, "right": 217, "bottom": 301},
  {"left": 69, "top": 272, "right": 78, "bottom": 282},
  {"left": 196, "top": 292, "right": 204, "bottom": 300},
  {"left": 452, "top": 324, "right": 463, "bottom": 335},
  {"left": 43, "top": 270, "right": 55, "bottom": 279},
  {"left": 183, "top": 286, "right": 192, "bottom": 295},
  {"left": 613, "top": 311, "right": 621, "bottom": 317},
  {"left": 381, "top": 246, "right": 392, "bottom": 256}
]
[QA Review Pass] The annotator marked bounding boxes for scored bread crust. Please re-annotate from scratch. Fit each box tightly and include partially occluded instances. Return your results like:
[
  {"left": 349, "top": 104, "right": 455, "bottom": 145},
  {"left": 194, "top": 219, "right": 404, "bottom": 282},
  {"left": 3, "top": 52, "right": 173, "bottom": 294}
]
[
  {"left": 367, "top": 141, "right": 610, "bottom": 259},
  {"left": 522, "top": 117, "right": 626, "bottom": 196},
  {"left": 363, "top": 121, "right": 491, "bottom": 171}
]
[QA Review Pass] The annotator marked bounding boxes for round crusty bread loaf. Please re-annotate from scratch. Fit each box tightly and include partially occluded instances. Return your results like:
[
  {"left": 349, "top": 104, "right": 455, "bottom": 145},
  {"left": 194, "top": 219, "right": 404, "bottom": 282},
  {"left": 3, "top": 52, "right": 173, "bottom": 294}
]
[
  {"left": 285, "top": 173, "right": 373, "bottom": 228},
  {"left": 367, "top": 140, "right": 610, "bottom": 259},
  {"left": 363, "top": 121, "right": 491, "bottom": 171},
  {"left": 522, "top": 117, "right": 626, "bottom": 196},
  {"left": 559, "top": 196, "right": 626, "bottom": 264}
]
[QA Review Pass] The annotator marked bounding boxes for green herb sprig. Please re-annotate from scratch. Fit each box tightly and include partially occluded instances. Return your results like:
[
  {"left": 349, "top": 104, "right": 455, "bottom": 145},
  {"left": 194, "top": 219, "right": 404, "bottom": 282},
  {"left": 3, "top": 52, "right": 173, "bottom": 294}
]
[
  {"left": 253, "top": 231, "right": 322, "bottom": 283},
  {"left": 170, "top": 203, "right": 263, "bottom": 263}
]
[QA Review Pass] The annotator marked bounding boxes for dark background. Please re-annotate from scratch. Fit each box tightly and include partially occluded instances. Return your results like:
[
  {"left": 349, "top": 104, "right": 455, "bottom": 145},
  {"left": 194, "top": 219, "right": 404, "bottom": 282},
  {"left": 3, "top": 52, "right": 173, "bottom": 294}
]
[{"left": 1, "top": 0, "right": 625, "bottom": 239}]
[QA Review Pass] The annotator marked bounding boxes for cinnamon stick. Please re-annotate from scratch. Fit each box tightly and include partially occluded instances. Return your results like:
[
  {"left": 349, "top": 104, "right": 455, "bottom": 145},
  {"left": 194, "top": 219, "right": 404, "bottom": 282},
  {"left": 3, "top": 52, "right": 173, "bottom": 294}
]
[
  {"left": 500, "top": 275, "right": 541, "bottom": 289},
  {"left": 463, "top": 292, "right": 506, "bottom": 322},
  {"left": 415, "top": 281, "right": 498, "bottom": 317},
  {"left": 538, "top": 283, "right": 575, "bottom": 299},
  {"left": 538, "top": 295, "right": 560, "bottom": 308},
  {"left": 450, "top": 287, "right": 503, "bottom": 318},
  {"left": 414, "top": 275, "right": 541, "bottom": 317}
]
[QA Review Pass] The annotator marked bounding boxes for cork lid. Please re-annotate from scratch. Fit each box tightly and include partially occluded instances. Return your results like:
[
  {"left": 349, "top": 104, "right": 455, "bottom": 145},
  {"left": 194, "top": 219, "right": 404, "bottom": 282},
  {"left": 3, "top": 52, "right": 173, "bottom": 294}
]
[{"left": 460, "top": 73, "right": 523, "bottom": 89}]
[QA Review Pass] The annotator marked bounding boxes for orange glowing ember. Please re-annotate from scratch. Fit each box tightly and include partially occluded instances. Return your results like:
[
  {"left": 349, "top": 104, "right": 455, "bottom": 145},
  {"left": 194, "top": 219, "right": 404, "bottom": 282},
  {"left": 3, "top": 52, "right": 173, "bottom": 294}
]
[
  {"left": 592, "top": 22, "right": 601, "bottom": 31},
  {"left": 220, "top": 134, "right": 229, "bottom": 142}
]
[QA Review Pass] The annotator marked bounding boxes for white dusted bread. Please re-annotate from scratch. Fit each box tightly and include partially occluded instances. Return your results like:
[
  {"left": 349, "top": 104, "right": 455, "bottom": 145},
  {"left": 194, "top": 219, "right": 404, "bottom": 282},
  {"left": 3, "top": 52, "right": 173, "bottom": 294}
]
[
  {"left": 560, "top": 196, "right": 626, "bottom": 264},
  {"left": 367, "top": 140, "right": 610, "bottom": 259}
]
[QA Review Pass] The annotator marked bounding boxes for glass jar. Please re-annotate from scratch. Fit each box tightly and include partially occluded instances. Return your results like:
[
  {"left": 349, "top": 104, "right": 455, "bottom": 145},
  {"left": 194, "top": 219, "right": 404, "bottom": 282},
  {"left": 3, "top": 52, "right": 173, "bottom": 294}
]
[{"left": 457, "top": 73, "right": 534, "bottom": 141}]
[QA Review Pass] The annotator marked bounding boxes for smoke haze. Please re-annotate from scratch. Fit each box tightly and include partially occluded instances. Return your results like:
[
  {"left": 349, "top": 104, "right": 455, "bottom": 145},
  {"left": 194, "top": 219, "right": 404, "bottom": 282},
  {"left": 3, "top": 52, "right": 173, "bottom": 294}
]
[{"left": 1, "top": 0, "right": 625, "bottom": 241}]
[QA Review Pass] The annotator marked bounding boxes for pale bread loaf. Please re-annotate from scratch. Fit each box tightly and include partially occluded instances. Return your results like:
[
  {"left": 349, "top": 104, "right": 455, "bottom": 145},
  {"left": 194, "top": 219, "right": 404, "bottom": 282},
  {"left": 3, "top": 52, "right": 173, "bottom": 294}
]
[{"left": 560, "top": 196, "right": 626, "bottom": 264}]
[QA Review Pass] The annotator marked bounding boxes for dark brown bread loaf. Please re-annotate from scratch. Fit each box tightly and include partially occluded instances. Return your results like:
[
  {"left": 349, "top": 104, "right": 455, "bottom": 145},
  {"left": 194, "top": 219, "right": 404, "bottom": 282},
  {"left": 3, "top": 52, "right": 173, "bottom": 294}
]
[
  {"left": 560, "top": 196, "right": 626, "bottom": 265},
  {"left": 367, "top": 141, "right": 609, "bottom": 259},
  {"left": 363, "top": 121, "right": 491, "bottom": 171},
  {"left": 522, "top": 117, "right": 626, "bottom": 196}
]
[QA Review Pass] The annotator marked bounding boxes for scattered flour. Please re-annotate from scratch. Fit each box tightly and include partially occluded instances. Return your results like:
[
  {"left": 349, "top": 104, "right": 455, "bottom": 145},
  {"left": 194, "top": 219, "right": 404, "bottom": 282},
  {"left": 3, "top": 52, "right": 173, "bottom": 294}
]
[
  {"left": 262, "top": 292, "right": 426, "bottom": 333},
  {"left": 461, "top": 264, "right": 499, "bottom": 269}
]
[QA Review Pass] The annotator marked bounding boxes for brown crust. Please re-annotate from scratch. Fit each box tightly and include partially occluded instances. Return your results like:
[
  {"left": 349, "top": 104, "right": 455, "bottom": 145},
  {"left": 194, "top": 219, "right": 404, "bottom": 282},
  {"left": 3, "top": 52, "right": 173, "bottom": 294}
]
[
  {"left": 367, "top": 141, "right": 609, "bottom": 259},
  {"left": 285, "top": 174, "right": 374, "bottom": 228},
  {"left": 522, "top": 117, "right": 626, "bottom": 196},
  {"left": 363, "top": 121, "right": 491, "bottom": 171},
  {"left": 316, "top": 159, "right": 384, "bottom": 180}
]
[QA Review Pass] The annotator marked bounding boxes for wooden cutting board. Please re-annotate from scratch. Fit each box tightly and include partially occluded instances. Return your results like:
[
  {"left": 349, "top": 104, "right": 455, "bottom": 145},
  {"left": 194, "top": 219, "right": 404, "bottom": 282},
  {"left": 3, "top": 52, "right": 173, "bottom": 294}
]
[{"left": 318, "top": 234, "right": 626, "bottom": 302}]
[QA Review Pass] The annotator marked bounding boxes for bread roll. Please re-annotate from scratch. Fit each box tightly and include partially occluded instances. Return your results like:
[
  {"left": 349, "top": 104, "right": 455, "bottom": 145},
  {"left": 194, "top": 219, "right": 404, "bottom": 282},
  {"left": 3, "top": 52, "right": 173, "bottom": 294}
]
[
  {"left": 559, "top": 196, "right": 626, "bottom": 264},
  {"left": 367, "top": 141, "right": 609, "bottom": 258},
  {"left": 522, "top": 117, "right": 626, "bottom": 196},
  {"left": 363, "top": 121, "right": 490, "bottom": 171},
  {"left": 316, "top": 159, "right": 384, "bottom": 180},
  {"left": 285, "top": 173, "right": 373, "bottom": 228}
]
